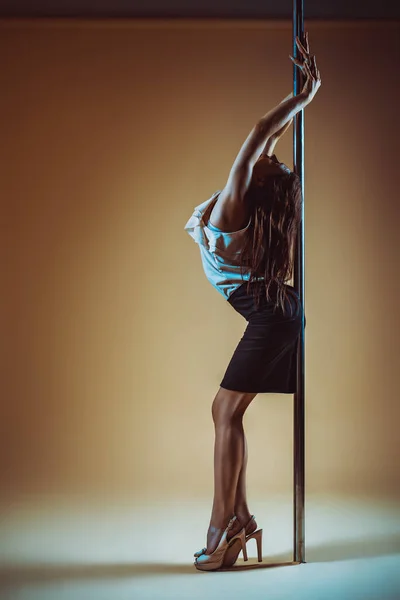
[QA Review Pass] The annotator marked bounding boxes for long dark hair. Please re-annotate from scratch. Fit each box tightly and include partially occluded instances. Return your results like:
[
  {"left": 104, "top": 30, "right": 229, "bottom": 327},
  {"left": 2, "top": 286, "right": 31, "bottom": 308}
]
[{"left": 239, "top": 171, "right": 302, "bottom": 316}]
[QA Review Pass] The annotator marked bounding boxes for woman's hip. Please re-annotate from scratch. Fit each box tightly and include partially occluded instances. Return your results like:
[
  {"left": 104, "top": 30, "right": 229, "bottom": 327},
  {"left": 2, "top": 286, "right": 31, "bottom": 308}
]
[{"left": 228, "top": 281, "right": 302, "bottom": 324}]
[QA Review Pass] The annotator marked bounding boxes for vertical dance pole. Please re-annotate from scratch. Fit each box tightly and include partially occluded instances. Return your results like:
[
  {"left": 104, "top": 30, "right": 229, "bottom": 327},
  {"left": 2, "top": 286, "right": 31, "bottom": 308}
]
[{"left": 293, "top": 0, "right": 306, "bottom": 564}]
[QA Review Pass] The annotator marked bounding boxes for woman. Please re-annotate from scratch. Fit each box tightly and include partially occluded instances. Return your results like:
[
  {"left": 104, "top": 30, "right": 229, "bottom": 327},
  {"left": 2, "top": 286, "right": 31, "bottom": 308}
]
[{"left": 184, "top": 34, "right": 321, "bottom": 571}]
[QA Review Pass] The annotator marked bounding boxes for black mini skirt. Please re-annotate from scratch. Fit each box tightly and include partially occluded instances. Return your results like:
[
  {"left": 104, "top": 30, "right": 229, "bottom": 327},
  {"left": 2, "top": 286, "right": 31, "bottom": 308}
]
[{"left": 220, "top": 281, "right": 305, "bottom": 394}]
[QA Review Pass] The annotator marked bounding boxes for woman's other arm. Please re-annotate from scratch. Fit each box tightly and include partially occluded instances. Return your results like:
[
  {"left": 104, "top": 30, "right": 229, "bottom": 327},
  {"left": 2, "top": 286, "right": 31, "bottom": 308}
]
[{"left": 260, "top": 92, "right": 293, "bottom": 157}]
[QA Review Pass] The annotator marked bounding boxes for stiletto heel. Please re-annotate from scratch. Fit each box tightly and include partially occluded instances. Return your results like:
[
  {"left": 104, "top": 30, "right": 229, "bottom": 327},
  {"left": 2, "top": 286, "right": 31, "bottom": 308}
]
[
  {"left": 236, "top": 527, "right": 248, "bottom": 561},
  {"left": 246, "top": 528, "right": 263, "bottom": 562},
  {"left": 221, "top": 515, "right": 262, "bottom": 568}
]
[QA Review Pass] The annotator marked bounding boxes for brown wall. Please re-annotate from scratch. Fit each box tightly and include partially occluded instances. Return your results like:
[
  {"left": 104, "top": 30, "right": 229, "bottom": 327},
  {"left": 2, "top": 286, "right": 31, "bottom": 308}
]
[{"left": 1, "top": 19, "right": 399, "bottom": 510}]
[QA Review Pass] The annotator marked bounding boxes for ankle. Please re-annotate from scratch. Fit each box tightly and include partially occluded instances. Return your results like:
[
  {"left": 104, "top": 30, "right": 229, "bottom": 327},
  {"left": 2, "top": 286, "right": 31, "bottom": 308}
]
[
  {"left": 209, "top": 511, "right": 234, "bottom": 530},
  {"left": 234, "top": 508, "right": 252, "bottom": 525}
]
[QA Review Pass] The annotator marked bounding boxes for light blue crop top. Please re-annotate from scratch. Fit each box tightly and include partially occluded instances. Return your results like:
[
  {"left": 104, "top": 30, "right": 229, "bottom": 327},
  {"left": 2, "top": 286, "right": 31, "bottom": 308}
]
[{"left": 184, "top": 190, "right": 255, "bottom": 299}]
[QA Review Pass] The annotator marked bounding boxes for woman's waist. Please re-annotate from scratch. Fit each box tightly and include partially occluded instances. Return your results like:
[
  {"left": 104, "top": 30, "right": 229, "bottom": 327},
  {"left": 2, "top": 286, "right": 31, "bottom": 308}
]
[{"left": 228, "top": 279, "right": 298, "bottom": 301}]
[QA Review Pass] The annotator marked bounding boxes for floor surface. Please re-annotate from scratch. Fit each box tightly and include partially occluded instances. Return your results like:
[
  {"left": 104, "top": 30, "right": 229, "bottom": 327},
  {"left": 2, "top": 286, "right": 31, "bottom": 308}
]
[{"left": 1, "top": 494, "right": 399, "bottom": 600}]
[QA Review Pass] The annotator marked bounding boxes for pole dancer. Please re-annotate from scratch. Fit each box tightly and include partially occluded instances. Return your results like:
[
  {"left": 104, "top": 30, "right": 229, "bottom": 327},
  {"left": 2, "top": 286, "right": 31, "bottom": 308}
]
[{"left": 185, "top": 32, "right": 321, "bottom": 571}]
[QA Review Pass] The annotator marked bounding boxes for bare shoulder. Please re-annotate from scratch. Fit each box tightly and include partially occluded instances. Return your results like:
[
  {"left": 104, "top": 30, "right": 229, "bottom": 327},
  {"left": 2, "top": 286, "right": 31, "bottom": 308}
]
[{"left": 208, "top": 188, "right": 250, "bottom": 232}]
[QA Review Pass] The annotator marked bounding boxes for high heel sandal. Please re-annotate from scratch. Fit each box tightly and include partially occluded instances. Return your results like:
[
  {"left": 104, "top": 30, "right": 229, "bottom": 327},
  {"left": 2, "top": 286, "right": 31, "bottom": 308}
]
[
  {"left": 193, "top": 515, "right": 263, "bottom": 564},
  {"left": 222, "top": 515, "right": 263, "bottom": 568},
  {"left": 194, "top": 516, "right": 248, "bottom": 571},
  {"left": 193, "top": 515, "right": 255, "bottom": 558}
]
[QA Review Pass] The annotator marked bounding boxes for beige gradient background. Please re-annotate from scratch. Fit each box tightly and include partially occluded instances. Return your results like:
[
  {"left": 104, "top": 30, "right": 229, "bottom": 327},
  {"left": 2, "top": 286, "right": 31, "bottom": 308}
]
[{"left": 1, "top": 18, "right": 399, "bottom": 532}]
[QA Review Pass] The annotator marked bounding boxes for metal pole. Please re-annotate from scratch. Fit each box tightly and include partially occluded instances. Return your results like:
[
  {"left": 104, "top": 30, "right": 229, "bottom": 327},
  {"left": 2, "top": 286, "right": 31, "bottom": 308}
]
[{"left": 293, "top": 0, "right": 306, "bottom": 564}]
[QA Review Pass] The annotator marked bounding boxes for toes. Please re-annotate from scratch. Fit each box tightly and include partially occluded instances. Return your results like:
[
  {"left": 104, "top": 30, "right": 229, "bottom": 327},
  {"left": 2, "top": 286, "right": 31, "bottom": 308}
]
[{"left": 195, "top": 553, "right": 209, "bottom": 566}]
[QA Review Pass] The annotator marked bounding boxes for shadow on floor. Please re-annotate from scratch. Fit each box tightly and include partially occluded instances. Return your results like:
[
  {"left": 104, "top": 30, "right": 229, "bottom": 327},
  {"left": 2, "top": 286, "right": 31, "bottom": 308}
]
[
  {"left": 1, "top": 532, "right": 400, "bottom": 585},
  {"left": 305, "top": 532, "right": 400, "bottom": 563}
]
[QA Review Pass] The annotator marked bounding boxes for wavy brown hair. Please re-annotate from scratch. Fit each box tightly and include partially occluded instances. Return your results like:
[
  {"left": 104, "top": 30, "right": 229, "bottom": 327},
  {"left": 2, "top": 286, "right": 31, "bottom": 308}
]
[{"left": 239, "top": 171, "right": 302, "bottom": 316}]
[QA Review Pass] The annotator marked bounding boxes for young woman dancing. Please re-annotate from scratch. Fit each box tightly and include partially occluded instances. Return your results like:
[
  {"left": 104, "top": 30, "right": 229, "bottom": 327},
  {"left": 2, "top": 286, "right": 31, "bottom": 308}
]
[{"left": 184, "top": 33, "right": 321, "bottom": 571}]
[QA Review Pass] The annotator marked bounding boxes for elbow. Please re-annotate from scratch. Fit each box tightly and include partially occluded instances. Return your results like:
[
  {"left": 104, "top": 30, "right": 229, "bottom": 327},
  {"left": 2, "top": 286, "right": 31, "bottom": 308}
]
[{"left": 257, "top": 118, "right": 276, "bottom": 140}]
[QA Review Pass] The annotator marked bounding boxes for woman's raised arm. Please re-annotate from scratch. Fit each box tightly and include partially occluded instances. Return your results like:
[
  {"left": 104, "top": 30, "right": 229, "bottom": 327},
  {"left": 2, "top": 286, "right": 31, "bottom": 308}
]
[
  {"left": 222, "top": 35, "right": 321, "bottom": 203},
  {"left": 222, "top": 92, "right": 308, "bottom": 203}
]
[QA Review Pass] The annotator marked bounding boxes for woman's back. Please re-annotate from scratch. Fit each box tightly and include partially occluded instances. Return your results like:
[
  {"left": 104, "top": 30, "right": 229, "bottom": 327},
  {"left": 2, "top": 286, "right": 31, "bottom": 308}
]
[{"left": 184, "top": 191, "right": 255, "bottom": 300}]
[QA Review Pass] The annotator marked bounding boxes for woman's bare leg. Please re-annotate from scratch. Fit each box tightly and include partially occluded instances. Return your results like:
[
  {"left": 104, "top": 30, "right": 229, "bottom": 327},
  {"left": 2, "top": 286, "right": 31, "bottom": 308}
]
[
  {"left": 205, "top": 387, "right": 257, "bottom": 555},
  {"left": 233, "top": 425, "right": 253, "bottom": 524}
]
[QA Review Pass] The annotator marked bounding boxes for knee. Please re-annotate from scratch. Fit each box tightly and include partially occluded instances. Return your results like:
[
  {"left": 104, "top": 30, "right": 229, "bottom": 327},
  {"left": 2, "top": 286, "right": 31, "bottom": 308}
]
[{"left": 211, "top": 389, "right": 246, "bottom": 426}]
